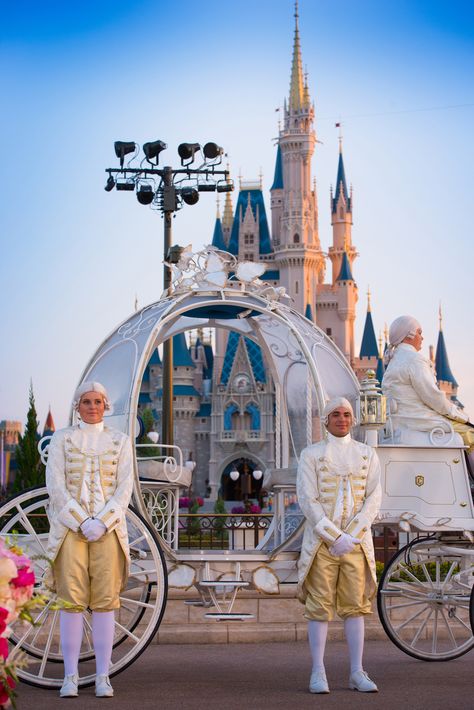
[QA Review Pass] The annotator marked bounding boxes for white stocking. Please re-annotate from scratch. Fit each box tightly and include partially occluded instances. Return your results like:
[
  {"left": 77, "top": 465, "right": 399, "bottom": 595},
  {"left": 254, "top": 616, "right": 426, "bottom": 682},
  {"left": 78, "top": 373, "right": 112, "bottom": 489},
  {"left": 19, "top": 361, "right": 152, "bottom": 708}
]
[
  {"left": 344, "top": 616, "right": 364, "bottom": 674},
  {"left": 60, "top": 611, "right": 83, "bottom": 676},
  {"left": 92, "top": 611, "right": 115, "bottom": 676},
  {"left": 307, "top": 620, "right": 328, "bottom": 673}
]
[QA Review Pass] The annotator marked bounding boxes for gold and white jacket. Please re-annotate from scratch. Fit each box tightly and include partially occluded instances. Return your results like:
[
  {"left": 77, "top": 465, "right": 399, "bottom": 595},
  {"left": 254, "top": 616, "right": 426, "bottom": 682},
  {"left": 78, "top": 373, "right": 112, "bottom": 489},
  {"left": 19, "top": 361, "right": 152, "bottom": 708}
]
[
  {"left": 296, "top": 432, "right": 381, "bottom": 602},
  {"left": 45, "top": 422, "right": 133, "bottom": 586}
]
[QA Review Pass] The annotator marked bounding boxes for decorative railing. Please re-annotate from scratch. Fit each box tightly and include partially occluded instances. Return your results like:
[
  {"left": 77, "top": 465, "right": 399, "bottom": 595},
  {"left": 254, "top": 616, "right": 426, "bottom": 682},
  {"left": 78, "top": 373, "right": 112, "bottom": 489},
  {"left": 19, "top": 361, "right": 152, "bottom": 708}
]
[
  {"left": 177, "top": 513, "right": 273, "bottom": 550},
  {"left": 219, "top": 431, "right": 264, "bottom": 441}
]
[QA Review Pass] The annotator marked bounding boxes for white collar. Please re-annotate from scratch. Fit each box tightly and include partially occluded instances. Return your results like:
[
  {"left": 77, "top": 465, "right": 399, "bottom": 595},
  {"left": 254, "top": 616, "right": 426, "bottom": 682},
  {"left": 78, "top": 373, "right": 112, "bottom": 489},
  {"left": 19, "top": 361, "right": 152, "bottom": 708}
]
[
  {"left": 326, "top": 432, "right": 352, "bottom": 446},
  {"left": 79, "top": 420, "right": 104, "bottom": 432}
]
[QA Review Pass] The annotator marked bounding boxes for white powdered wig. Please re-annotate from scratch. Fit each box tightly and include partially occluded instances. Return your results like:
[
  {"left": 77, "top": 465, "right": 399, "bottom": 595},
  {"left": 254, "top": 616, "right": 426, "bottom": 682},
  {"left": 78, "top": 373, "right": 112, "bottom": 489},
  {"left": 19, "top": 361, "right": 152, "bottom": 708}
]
[
  {"left": 73, "top": 381, "right": 111, "bottom": 411},
  {"left": 322, "top": 397, "right": 355, "bottom": 427},
  {"left": 385, "top": 315, "right": 421, "bottom": 364}
]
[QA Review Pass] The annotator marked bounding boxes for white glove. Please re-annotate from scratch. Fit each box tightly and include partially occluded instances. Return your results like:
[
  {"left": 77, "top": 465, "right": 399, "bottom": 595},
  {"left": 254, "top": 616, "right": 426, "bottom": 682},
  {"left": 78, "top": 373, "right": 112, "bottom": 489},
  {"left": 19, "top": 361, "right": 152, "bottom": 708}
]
[
  {"left": 329, "top": 532, "right": 360, "bottom": 557},
  {"left": 81, "top": 518, "right": 107, "bottom": 542}
]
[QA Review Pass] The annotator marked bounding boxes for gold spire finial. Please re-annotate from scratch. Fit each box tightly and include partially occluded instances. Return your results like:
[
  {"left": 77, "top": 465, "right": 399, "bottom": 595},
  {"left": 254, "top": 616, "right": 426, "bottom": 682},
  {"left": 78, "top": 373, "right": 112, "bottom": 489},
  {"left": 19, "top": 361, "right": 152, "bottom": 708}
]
[
  {"left": 367, "top": 286, "right": 371, "bottom": 312},
  {"left": 259, "top": 166, "right": 263, "bottom": 189},
  {"left": 378, "top": 331, "right": 383, "bottom": 358},
  {"left": 289, "top": 0, "right": 304, "bottom": 111},
  {"left": 216, "top": 194, "right": 221, "bottom": 219},
  {"left": 134, "top": 293, "right": 138, "bottom": 312},
  {"left": 384, "top": 322, "right": 389, "bottom": 344},
  {"left": 439, "top": 302, "right": 443, "bottom": 331}
]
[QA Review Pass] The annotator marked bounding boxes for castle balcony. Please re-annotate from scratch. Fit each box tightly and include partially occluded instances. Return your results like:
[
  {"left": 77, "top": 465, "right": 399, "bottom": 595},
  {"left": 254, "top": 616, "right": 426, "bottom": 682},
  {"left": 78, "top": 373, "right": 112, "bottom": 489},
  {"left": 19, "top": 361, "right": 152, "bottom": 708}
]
[{"left": 218, "top": 430, "right": 266, "bottom": 443}]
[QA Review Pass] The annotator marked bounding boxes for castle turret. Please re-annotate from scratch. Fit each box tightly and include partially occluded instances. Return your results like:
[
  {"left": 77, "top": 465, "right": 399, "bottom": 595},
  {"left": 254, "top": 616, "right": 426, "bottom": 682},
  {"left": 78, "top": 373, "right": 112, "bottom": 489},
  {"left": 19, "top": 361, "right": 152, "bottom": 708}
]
[
  {"left": 271, "top": 1, "right": 325, "bottom": 313},
  {"left": 328, "top": 137, "right": 356, "bottom": 284},
  {"left": 435, "top": 306, "right": 462, "bottom": 407}
]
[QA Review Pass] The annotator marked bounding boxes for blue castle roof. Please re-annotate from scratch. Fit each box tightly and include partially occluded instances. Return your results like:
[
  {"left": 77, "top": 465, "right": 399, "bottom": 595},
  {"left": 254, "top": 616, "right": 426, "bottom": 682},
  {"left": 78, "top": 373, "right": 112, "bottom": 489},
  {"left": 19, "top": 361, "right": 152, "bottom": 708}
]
[
  {"left": 148, "top": 348, "right": 161, "bottom": 366},
  {"left": 336, "top": 251, "right": 354, "bottom": 282},
  {"left": 305, "top": 303, "right": 314, "bottom": 322},
  {"left": 270, "top": 145, "right": 283, "bottom": 191},
  {"left": 196, "top": 402, "right": 212, "bottom": 417},
  {"left": 228, "top": 188, "right": 272, "bottom": 256},
  {"left": 211, "top": 216, "right": 226, "bottom": 251},
  {"left": 157, "top": 385, "right": 200, "bottom": 397},
  {"left": 332, "top": 152, "right": 351, "bottom": 213},
  {"left": 359, "top": 310, "right": 378, "bottom": 359},
  {"left": 173, "top": 333, "right": 195, "bottom": 368},
  {"left": 203, "top": 343, "right": 214, "bottom": 379},
  {"left": 435, "top": 330, "right": 458, "bottom": 386},
  {"left": 220, "top": 331, "right": 266, "bottom": 385}
]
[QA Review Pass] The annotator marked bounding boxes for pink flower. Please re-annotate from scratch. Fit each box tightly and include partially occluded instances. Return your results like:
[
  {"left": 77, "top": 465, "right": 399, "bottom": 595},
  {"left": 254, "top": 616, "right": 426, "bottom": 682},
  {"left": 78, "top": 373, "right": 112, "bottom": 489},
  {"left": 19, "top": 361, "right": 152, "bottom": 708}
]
[
  {"left": 11, "top": 567, "right": 35, "bottom": 589},
  {"left": 0, "top": 675, "right": 15, "bottom": 706},
  {"left": 0, "top": 609, "right": 8, "bottom": 636},
  {"left": 0, "top": 637, "right": 8, "bottom": 660}
]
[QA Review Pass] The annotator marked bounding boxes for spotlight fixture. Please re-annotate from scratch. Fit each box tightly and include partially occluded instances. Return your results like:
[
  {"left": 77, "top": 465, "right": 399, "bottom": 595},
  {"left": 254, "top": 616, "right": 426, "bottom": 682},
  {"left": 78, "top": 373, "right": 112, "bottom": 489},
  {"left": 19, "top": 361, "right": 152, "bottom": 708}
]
[
  {"left": 114, "top": 141, "right": 136, "bottom": 168},
  {"left": 143, "top": 139, "right": 167, "bottom": 165},
  {"left": 116, "top": 181, "right": 135, "bottom": 191},
  {"left": 216, "top": 181, "right": 234, "bottom": 193},
  {"left": 252, "top": 469, "right": 263, "bottom": 481},
  {"left": 230, "top": 469, "right": 240, "bottom": 481},
  {"left": 180, "top": 187, "right": 199, "bottom": 205},
  {"left": 197, "top": 183, "right": 216, "bottom": 192},
  {"left": 177, "top": 142, "right": 201, "bottom": 164},
  {"left": 203, "top": 142, "right": 223, "bottom": 160},
  {"left": 104, "top": 175, "right": 115, "bottom": 192},
  {"left": 136, "top": 184, "right": 154, "bottom": 205}
]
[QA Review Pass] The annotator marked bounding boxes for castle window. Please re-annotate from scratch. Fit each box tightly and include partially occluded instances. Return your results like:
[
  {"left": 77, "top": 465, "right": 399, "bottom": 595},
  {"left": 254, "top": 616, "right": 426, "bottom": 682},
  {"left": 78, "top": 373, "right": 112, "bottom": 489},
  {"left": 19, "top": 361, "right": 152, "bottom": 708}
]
[
  {"left": 293, "top": 233, "right": 300, "bottom": 244},
  {"left": 339, "top": 207, "right": 344, "bottom": 218},
  {"left": 244, "top": 233, "right": 254, "bottom": 245},
  {"left": 326, "top": 328, "right": 332, "bottom": 336},
  {"left": 244, "top": 253, "right": 254, "bottom": 261},
  {"left": 295, "top": 281, "right": 299, "bottom": 294}
]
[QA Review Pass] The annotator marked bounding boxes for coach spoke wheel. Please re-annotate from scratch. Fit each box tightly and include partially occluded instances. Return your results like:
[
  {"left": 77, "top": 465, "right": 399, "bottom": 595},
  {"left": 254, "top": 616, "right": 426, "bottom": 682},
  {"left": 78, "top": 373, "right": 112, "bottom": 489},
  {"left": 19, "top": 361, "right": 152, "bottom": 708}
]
[
  {"left": 0, "top": 486, "right": 167, "bottom": 688},
  {"left": 377, "top": 538, "right": 474, "bottom": 661}
]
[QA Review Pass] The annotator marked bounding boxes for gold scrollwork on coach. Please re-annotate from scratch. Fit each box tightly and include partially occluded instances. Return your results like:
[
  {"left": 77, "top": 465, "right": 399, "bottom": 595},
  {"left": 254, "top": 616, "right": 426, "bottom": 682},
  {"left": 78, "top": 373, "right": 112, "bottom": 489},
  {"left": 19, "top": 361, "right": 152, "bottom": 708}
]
[{"left": 415, "top": 475, "right": 424, "bottom": 487}]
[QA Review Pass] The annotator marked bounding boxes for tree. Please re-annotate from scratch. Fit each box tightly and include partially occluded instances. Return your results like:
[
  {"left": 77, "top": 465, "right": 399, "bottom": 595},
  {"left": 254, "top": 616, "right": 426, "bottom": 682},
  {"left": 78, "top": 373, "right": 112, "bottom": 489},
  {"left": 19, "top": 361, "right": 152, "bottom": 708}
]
[{"left": 14, "top": 382, "right": 45, "bottom": 492}]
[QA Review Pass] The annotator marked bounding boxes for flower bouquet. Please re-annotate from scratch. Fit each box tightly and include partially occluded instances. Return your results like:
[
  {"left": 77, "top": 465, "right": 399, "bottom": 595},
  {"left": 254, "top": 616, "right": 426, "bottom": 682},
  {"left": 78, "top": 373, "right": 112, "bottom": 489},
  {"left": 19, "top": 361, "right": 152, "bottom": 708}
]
[{"left": 0, "top": 538, "right": 42, "bottom": 708}]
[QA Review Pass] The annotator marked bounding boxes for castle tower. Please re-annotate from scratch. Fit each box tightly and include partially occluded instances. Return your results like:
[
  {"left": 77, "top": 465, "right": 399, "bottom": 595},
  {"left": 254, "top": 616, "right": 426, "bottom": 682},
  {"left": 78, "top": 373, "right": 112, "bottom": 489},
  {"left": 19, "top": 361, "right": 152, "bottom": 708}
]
[
  {"left": 271, "top": 1, "right": 325, "bottom": 314},
  {"left": 355, "top": 288, "right": 379, "bottom": 378},
  {"left": 328, "top": 137, "right": 356, "bottom": 284},
  {"left": 435, "top": 306, "right": 462, "bottom": 407},
  {"left": 222, "top": 188, "right": 234, "bottom": 247},
  {"left": 42, "top": 407, "right": 56, "bottom": 437},
  {"left": 211, "top": 201, "right": 226, "bottom": 251}
]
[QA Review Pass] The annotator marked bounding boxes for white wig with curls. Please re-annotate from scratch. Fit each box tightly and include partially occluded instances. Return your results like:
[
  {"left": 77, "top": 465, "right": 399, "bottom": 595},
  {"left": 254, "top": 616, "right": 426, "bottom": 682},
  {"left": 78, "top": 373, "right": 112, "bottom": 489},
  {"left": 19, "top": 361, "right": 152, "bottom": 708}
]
[{"left": 73, "top": 381, "right": 111, "bottom": 411}]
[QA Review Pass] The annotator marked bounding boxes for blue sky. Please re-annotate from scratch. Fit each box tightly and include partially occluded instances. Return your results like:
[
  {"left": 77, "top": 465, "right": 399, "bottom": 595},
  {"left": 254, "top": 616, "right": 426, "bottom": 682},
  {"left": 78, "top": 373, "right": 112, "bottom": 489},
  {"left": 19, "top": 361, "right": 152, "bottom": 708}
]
[{"left": 1, "top": 0, "right": 473, "bottom": 428}]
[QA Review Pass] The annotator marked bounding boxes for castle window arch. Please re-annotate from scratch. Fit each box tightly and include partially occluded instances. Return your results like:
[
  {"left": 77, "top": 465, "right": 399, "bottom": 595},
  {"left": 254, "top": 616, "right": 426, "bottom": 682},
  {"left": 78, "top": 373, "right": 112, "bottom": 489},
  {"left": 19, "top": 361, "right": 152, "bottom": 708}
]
[
  {"left": 293, "top": 233, "right": 300, "bottom": 244},
  {"left": 224, "top": 402, "right": 240, "bottom": 431},
  {"left": 245, "top": 402, "right": 261, "bottom": 431}
]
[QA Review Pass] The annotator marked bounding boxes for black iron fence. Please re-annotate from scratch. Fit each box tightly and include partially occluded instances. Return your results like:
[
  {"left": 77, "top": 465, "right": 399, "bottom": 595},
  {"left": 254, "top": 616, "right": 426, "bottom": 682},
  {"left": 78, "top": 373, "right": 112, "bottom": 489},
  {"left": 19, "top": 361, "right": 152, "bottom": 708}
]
[
  {"left": 178, "top": 513, "right": 400, "bottom": 563},
  {"left": 178, "top": 513, "right": 273, "bottom": 550}
]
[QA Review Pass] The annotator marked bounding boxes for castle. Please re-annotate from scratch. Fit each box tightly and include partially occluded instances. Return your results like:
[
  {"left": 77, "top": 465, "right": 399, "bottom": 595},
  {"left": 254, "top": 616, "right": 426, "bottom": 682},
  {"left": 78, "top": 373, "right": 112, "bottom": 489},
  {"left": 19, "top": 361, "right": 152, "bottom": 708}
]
[{"left": 137, "top": 5, "right": 462, "bottom": 501}]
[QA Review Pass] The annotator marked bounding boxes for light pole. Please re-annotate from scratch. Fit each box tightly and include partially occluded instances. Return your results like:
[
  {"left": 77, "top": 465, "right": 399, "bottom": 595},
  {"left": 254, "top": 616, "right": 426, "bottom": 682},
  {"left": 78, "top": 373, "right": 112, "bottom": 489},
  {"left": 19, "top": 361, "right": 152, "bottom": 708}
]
[{"left": 104, "top": 140, "right": 233, "bottom": 446}]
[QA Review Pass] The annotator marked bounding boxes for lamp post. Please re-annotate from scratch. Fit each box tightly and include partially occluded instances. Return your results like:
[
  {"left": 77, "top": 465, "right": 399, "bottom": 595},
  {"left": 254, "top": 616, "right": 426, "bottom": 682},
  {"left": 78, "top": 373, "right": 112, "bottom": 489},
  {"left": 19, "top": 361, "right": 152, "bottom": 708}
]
[
  {"left": 359, "top": 369, "right": 386, "bottom": 446},
  {"left": 104, "top": 140, "right": 233, "bottom": 446}
]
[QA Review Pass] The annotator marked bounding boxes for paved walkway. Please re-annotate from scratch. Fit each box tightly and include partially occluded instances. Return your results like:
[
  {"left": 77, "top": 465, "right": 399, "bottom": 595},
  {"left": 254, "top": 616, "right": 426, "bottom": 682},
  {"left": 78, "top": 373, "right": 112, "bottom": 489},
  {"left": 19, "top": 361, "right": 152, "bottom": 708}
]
[{"left": 17, "top": 639, "right": 473, "bottom": 710}]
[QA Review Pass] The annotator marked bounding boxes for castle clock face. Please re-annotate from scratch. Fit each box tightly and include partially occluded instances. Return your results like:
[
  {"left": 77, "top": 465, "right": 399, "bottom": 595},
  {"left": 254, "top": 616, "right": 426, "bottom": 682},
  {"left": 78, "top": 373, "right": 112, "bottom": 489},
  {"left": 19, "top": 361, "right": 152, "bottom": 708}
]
[{"left": 232, "top": 373, "right": 251, "bottom": 393}]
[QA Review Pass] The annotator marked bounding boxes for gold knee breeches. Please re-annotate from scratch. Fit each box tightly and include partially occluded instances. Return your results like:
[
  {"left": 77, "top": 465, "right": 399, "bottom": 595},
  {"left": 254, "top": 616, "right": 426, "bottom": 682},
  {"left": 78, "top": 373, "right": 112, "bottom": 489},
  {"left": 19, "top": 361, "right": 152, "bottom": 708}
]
[
  {"left": 54, "top": 530, "right": 126, "bottom": 612},
  {"left": 304, "top": 542, "right": 373, "bottom": 621}
]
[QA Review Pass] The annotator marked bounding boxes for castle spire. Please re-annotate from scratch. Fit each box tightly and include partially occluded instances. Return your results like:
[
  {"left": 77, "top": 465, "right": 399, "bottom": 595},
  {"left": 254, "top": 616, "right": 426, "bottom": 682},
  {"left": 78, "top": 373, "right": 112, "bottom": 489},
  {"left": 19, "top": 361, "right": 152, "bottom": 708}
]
[
  {"left": 289, "top": 1, "right": 305, "bottom": 111},
  {"left": 435, "top": 305, "right": 458, "bottom": 386},
  {"left": 359, "top": 288, "right": 378, "bottom": 358}
]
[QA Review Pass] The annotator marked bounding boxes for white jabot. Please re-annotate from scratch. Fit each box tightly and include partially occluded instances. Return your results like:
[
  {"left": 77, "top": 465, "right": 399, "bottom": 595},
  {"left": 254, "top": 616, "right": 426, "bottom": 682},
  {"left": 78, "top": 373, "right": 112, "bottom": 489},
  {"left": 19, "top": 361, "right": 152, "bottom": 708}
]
[
  {"left": 78, "top": 420, "right": 105, "bottom": 455},
  {"left": 77, "top": 421, "right": 106, "bottom": 514},
  {"left": 325, "top": 433, "right": 355, "bottom": 527}
]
